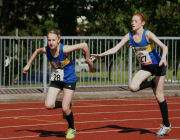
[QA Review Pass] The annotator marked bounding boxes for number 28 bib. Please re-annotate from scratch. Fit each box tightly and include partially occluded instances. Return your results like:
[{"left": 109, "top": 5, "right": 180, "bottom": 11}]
[
  {"left": 50, "top": 69, "right": 64, "bottom": 81},
  {"left": 135, "top": 50, "right": 152, "bottom": 65}
]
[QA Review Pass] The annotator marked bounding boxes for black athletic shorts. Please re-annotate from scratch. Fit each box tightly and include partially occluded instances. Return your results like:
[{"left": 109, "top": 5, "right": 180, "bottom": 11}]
[
  {"left": 141, "top": 64, "right": 167, "bottom": 76},
  {"left": 50, "top": 81, "right": 76, "bottom": 90}
]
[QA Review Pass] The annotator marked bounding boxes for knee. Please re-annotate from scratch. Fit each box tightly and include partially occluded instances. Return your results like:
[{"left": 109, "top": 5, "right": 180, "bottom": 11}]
[
  {"left": 129, "top": 84, "right": 139, "bottom": 92},
  {"left": 154, "top": 91, "right": 165, "bottom": 102},
  {"left": 62, "top": 105, "right": 70, "bottom": 114},
  {"left": 45, "top": 102, "right": 55, "bottom": 110}
]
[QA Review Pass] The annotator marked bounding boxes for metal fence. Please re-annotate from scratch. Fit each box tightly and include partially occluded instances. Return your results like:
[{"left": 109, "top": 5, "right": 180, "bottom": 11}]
[{"left": 0, "top": 36, "right": 180, "bottom": 92}]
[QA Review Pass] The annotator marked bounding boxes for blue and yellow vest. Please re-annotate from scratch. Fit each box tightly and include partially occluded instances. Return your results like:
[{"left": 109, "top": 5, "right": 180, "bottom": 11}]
[
  {"left": 129, "top": 30, "right": 161, "bottom": 66},
  {"left": 46, "top": 43, "right": 77, "bottom": 83}
]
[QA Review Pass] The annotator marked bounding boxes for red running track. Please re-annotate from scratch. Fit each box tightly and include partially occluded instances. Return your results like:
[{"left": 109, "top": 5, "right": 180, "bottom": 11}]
[{"left": 0, "top": 97, "right": 180, "bottom": 140}]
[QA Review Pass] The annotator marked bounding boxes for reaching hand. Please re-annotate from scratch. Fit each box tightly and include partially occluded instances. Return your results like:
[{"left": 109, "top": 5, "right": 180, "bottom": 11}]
[
  {"left": 159, "top": 58, "right": 167, "bottom": 67},
  {"left": 90, "top": 54, "right": 101, "bottom": 62},
  {"left": 23, "top": 65, "right": 30, "bottom": 74},
  {"left": 85, "top": 58, "right": 95, "bottom": 73}
]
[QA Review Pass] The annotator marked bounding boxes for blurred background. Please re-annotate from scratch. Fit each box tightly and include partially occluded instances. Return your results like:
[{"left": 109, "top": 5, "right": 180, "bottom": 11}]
[
  {"left": 0, "top": 0, "right": 180, "bottom": 36},
  {"left": 0, "top": 0, "right": 180, "bottom": 92}
]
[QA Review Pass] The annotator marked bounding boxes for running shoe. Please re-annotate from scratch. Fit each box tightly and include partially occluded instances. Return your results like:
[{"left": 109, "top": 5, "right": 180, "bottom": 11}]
[
  {"left": 156, "top": 124, "right": 171, "bottom": 136},
  {"left": 63, "top": 101, "right": 73, "bottom": 119},
  {"left": 66, "top": 128, "right": 76, "bottom": 139}
]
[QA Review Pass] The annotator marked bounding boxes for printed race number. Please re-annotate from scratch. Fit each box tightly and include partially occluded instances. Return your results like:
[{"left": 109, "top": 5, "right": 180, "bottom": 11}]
[
  {"left": 136, "top": 51, "right": 152, "bottom": 65},
  {"left": 50, "top": 69, "right": 64, "bottom": 81},
  {"left": 138, "top": 55, "right": 147, "bottom": 63}
]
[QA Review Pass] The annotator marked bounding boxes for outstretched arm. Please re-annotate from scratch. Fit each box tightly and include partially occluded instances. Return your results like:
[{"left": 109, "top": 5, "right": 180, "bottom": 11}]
[
  {"left": 23, "top": 47, "right": 46, "bottom": 74},
  {"left": 146, "top": 31, "right": 168, "bottom": 66},
  {"left": 63, "top": 43, "right": 94, "bottom": 72},
  {"left": 91, "top": 33, "right": 129, "bottom": 61}
]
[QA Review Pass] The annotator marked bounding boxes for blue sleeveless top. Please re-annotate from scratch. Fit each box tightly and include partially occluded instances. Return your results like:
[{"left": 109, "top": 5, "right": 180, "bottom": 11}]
[
  {"left": 129, "top": 30, "right": 161, "bottom": 66},
  {"left": 46, "top": 43, "right": 77, "bottom": 83}
]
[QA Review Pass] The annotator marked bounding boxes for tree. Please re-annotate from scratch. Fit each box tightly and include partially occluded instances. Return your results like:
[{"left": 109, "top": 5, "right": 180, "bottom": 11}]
[
  {"left": 0, "top": 0, "right": 78, "bottom": 36},
  {"left": 81, "top": 0, "right": 180, "bottom": 80},
  {"left": 52, "top": 0, "right": 77, "bottom": 35},
  {"left": 1, "top": 0, "right": 179, "bottom": 36}
]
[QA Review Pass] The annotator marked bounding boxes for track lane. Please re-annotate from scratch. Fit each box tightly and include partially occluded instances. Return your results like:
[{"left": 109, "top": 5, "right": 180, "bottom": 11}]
[{"left": 0, "top": 97, "right": 180, "bottom": 140}]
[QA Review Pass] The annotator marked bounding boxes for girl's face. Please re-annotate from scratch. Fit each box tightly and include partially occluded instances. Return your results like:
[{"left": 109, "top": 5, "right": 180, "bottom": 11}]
[
  {"left": 47, "top": 33, "right": 60, "bottom": 50},
  {"left": 131, "top": 15, "right": 145, "bottom": 31}
]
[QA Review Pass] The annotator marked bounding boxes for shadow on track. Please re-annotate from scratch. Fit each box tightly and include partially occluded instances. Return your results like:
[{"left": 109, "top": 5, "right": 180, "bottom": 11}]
[
  {"left": 80, "top": 124, "right": 156, "bottom": 135},
  {"left": 16, "top": 129, "right": 66, "bottom": 137}
]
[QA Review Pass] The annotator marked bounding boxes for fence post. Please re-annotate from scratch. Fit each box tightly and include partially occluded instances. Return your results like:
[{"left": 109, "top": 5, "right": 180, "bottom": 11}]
[
  {"left": 43, "top": 36, "right": 47, "bottom": 93},
  {"left": 128, "top": 47, "right": 132, "bottom": 86}
]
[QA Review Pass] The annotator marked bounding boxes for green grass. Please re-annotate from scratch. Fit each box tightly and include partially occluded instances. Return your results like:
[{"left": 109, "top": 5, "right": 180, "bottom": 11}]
[
  {"left": 3, "top": 69, "right": 180, "bottom": 88},
  {"left": 76, "top": 69, "right": 180, "bottom": 86}
]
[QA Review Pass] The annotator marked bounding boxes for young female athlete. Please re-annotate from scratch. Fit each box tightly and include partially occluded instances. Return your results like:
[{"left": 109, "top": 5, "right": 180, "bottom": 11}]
[
  {"left": 91, "top": 13, "right": 171, "bottom": 136},
  {"left": 23, "top": 29, "right": 93, "bottom": 139}
]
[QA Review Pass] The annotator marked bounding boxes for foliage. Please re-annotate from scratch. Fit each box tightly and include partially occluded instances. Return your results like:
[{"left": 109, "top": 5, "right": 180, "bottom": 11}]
[
  {"left": 0, "top": 0, "right": 179, "bottom": 36},
  {"left": 0, "top": 0, "right": 179, "bottom": 81},
  {"left": 0, "top": 0, "right": 77, "bottom": 36},
  {"left": 84, "top": 0, "right": 180, "bottom": 36}
]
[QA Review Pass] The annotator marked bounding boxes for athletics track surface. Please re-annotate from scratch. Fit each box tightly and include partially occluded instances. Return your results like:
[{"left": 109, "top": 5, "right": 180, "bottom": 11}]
[{"left": 0, "top": 97, "right": 180, "bottom": 140}]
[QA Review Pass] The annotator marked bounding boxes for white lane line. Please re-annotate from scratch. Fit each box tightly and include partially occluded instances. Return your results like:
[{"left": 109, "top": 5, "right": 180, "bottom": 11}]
[
  {"left": 0, "top": 96, "right": 180, "bottom": 105},
  {"left": 0, "top": 107, "right": 44, "bottom": 111},
  {"left": 162, "top": 138, "right": 180, "bottom": 140},
  {"left": 0, "top": 126, "right": 180, "bottom": 140},
  {"left": 0, "top": 102, "right": 180, "bottom": 111},
  {"left": 0, "top": 116, "right": 180, "bottom": 129},
  {"left": 78, "top": 126, "right": 180, "bottom": 134},
  {"left": 0, "top": 114, "right": 60, "bottom": 119},
  {"left": 73, "top": 102, "right": 180, "bottom": 108},
  {"left": 0, "top": 135, "right": 40, "bottom": 140},
  {"left": 1, "top": 109, "right": 180, "bottom": 119}
]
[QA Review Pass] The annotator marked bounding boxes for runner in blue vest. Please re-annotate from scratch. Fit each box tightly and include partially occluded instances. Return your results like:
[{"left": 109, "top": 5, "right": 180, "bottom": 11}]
[
  {"left": 23, "top": 29, "right": 93, "bottom": 139},
  {"left": 91, "top": 13, "right": 171, "bottom": 136}
]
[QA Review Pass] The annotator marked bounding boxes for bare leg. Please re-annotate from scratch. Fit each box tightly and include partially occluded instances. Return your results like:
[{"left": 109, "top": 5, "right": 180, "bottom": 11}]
[
  {"left": 62, "top": 88, "right": 74, "bottom": 115},
  {"left": 153, "top": 76, "right": 171, "bottom": 136},
  {"left": 129, "top": 70, "right": 152, "bottom": 92},
  {"left": 153, "top": 76, "right": 165, "bottom": 102},
  {"left": 62, "top": 88, "right": 75, "bottom": 129},
  {"left": 153, "top": 76, "right": 170, "bottom": 127},
  {"left": 45, "top": 87, "right": 61, "bottom": 109}
]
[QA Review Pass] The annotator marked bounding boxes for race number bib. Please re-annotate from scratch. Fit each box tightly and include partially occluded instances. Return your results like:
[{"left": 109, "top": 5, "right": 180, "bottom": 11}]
[
  {"left": 50, "top": 69, "right": 64, "bottom": 81},
  {"left": 135, "top": 50, "right": 152, "bottom": 65}
]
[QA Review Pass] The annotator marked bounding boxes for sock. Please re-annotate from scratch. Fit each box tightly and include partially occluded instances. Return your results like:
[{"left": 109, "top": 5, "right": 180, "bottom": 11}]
[
  {"left": 139, "top": 80, "right": 152, "bottom": 91},
  {"left": 54, "top": 101, "right": 62, "bottom": 109},
  {"left": 139, "top": 78, "right": 155, "bottom": 91},
  {"left": 65, "top": 111, "right": 74, "bottom": 129},
  {"left": 158, "top": 100, "right": 170, "bottom": 127}
]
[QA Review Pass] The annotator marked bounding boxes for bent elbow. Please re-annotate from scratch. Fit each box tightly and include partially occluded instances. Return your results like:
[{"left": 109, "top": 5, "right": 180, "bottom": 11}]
[
  {"left": 82, "top": 43, "right": 88, "bottom": 48},
  {"left": 81, "top": 43, "right": 88, "bottom": 51},
  {"left": 166, "top": 46, "right": 168, "bottom": 52}
]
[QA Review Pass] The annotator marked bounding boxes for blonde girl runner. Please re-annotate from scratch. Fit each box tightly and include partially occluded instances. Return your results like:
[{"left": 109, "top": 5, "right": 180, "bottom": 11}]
[{"left": 23, "top": 29, "right": 93, "bottom": 139}]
